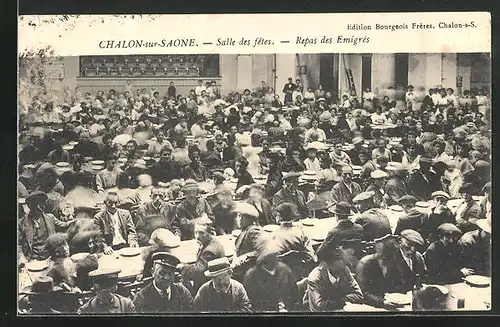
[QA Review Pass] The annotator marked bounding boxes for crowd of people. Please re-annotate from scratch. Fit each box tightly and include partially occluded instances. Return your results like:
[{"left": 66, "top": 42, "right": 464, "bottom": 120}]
[{"left": 17, "top": 76, "right": 491, "bottom": 313}]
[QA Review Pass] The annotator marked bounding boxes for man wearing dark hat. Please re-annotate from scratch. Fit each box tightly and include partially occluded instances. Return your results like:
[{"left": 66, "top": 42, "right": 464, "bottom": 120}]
[
  {"left": 273, "top": 172, "right": 309, "bottom": 219},
  {"left": 194, "top": 257, "right": 252, "bottom": 312},
  {"left": 93, "top": 191, "right": 138, "bottom": 254},
  {"left": 243, "top": 242, "right": 299, "bottom": 312},
  {"left": 455, "top": 183, "right": 482, "bottom": 234},
  {"left": 135, "top": 187, "right": 181, "bottom": 245},
  {"left": 352, "top": 192, "right": 392, "bottom": 242},
  {"left": 330, "top": 166, "right": 363, "bottom": 205},
  {"left": 317, "top": 202, "right": 363, "bottom": 257},
  {"left": 458, "top": 217, "right": 491, "bottom": 277},
  {"left": 407, "top": 156, "right": 441, "bottom": 201},
  {"left": 423, "top": 223, "right": 463, "bottom": 284},
  {"left": 394, "top": 195, "right": 427, "bottom": 236},
  {"left": 78, "top": 268, "right": 136, "bottom": 314},
  {"left": 179, "top": 223, "right": 225, "bottom": 295},
  {"left": 304, "top": 247, "right": 363, "bottom": 311},
  {"left": 18, "top": 191, "right": 58, "bottom": 262},
  {"left": 133, "top": 252, "right": 193, "bottom": 313}
]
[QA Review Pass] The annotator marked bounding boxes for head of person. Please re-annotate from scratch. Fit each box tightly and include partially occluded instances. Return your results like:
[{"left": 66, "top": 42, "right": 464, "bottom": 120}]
[
  {"left": 436, "top": 223, "right": 461, "bottom": 247},
  {"left": 353, "top": 191, "right": 375, "bottom": 212},
  {"left": 459, "top": 183, "right": 474, "bottom": 200},
  {"left": 283, "top": 172, "right": 300, "bottom": 192},
  {"left": 235, "top": 156, "right": 249, "bottom": 175},
  {"left": 306, "top": 147, "right": 317, "bottom": 160},
  {"left": 248, "top": 183, "right": 265, "bottom": 201},
  {"left": 358, "top": 150, "right": 370, "bottom": 165},
  {"left": 331, "top": 202, "right": 351, "bottom": 221},
  {"left": 150, "top": 187, "right": 165, "bottom": 206},
  {"left": 188, "top": 145, "right": 202, "bottom": 165},
  {"left": 26, "top": 191, "right": 49, "bottom": 213},
  {"left": 377, "top": 137, "right": 387, "bottom": 151},
  {"left": 235, "top": 202, "right": 259, "bottom": 229},
  {"left": 194, "top": 223, "right": 214, "bottom": 246},
  {"left": 399, "top": 229, "right": 425, "bottom": 257},
  {"left": 151, "top": 252, "right": 180, "bottom": 291},
  {"left": 87, "top": 231, "right": 105, "bottom": 254},
  {"left": 45, "top": 233, "right": 70, "bottom": 259},
  {"left": 370, "top": 169, "right": 388, "bottom": 187},
  {"left": 334, "top": 142, "right": 343, "bottom": 155},
  {"left": 341, "top": 166, "right": 353, "bottom": 184},
  {"left": 482, "top": 182, "right": 491, "bottom": 201},
  {"left": 205, "top": 258, "right": 233, "bottom": 292},
  {"left": 126, "top": 140, "right": 137, "bottom": 155},
  {"left": 322, "top": 247, "right": 349, "bottom": 275},
  {"left": 275, "top": 202, "right": 299, "bottom": 223},
  {"left": 90, "top": 269, "right": 121, "bottom": 303},
  {"left": 398, "top": 195, "right": 418, "bottom": 213},
  {"left": 182, "top": 180, "right": 199, "bottom": 201},
  {"left": 104, "top": 192, "right": 120, "bottom": 214},
  {"left": 373, "top": 234, "right": 400, "bottom": 260},
  {"left": 159, "top": 147, "right": 172, "bottom": 163}
]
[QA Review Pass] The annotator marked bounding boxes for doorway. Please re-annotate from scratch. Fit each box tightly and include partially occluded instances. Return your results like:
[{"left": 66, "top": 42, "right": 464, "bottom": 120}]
[{"left": 394, "top": 53, "right": 409, "bottom": 88}]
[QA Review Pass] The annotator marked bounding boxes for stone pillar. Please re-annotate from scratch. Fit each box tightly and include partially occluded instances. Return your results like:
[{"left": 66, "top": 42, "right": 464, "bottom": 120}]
[
  {"left": 408, "top": 54, "right": 427, "bottom": 89},
  {"left": 275, "top": 54, "right": 297, "bottom": 100},
  {"left": 236, "top": 54, "right": 253, "bottom": 91},
  {"left": 441, "top": 53, "right": 457, "bottom": 90},
  {"left": 371, "top": 54, "right": 396, "bottom": 93},
  {"left": 424, "top": 53, "right": 443, "bottom": 88},
  {"left": 220, "top": 54, "right": 238, "bottom": 94},
  {"left": 252, "top": 54, "right": 274, "bottom": 90}
]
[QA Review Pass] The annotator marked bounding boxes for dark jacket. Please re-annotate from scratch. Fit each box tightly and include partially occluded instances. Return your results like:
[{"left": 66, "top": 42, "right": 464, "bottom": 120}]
[
  {"left": 234, "top": 225, "right": 262, "bottom": 257},
  {"left": 317, "top": 219, "right": 364, "bottom": 253},
  {"left": 193, "top": 279, "right": 252, "bottom": 313},
  {"left": 456, "top": 200, "right": 481, "bottom": 234},
  {"left": 394, "top": 208, "right": 428, "bottom": 236},
  {"left": 236, "top": 170, "right": 256, "bottom": 191},
  {"left": 354, "top": 209, "right": 392, "bottom": 242},
  {"left": 175, "top": 198, "right": 215, "bottom": 240},
  {"left": 421, "top": 206, "right": 456, "bottom": 243},
  {"left": 77, "top": 293, "right": 136, "bottom": 314},
  {"left": 212, "top": 201, "right": 237, "bottom": 235},
  {"left": 272, "top": 222, "right": 316, "bottom": 260},
  {"left": 133, "top": 282, "right": 194, "bottom": 313},
  {"left": 181, "top": 237, "right": 226, "bottom": 292},
  {"left": 330, "top": 180, "right": 363, "bottom": 205},
  {"left": 408, "top": 170, "right": 441, "bottom": 201},
  {"left": 365, "top": 184, "right": 386, "bottom": 208},
  {"left": 384, "top": 176, "right": 411, "bottom": 206},
  {"left": 304, "top": 263, "right": 363, "bottom": 312},
  {"left": 458, "top": 229, "right": 491, "bottom": 277},
  {"left": 273, "top": 188, "right": 309, "bottom": 219},
  {"left": 246, "top": 198, "right": 276, "bottom": 226},
  {"left": 18, "top": 213, "right": 58, "bottom": 261},
  {"left": 423, "top": 241, "right": 463, "bottom": 284},
  {"left": 93, "top": 208, "right": 138, "bottom": 247},
  {"left": 243, "top": 262, "right": 299, "bottom": 312},
  {"left": 135, "top": 201, "right": 180, "bottom": 245}
]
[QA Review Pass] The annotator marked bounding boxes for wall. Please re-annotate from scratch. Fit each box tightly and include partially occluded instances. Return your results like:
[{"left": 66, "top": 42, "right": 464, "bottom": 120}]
[
  {"left": 275, "top": 54, "right": 298, "bottom": 100},
  {"left": 338, "top": 54, "right": 362, "bottom": 96},
  {"left": 441, "top": 53, "right": 457, "bottom": 89},
  {"left": 252, "top": 54, "right": 274, "bottom": 90},
  {"left": 220, "top": 54, "right": 238, "bottom": 94},
  {"left": 371, "top": 54, "right": 396, "bottom": 93},
  {"left": 296, "top": 54, "right": 320, "bottom": 90},
  {"left": 408, "top": 54, "right": 427, "bottom": 89}
]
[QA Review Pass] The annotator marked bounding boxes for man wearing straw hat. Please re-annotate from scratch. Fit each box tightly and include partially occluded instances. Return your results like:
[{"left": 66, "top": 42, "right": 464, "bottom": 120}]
[
  {"left": 330, "top": 166, "right": 363, "bottom": 205},
  {"left": 365, "top": 169, "right": 388, "bottom": 208},
  {"left": 384, "top": 162, "right": 411, "bottom": 206},
  {"left": 175, "top": 180, "right": 215, "bottom": 240},
  {"left": 133, "top": 252, "right": 193, "bottom": 313},
  {"left": 458, "top": 215, "right": 491, "bottom": 277},
  {"left": 193, "top": 257, "right": 252, "bottom": 312}
]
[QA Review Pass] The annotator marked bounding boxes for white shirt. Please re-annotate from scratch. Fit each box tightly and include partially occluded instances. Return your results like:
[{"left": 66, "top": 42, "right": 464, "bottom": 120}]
[
  {"left": 305, "top": 127, "right": 326, "bottom": 142},
  {"left": 195, "top": 85, "right": 206, "bottom": 97},
  {"left": 326, "top": 268, "right": 338, "bottom": 285},
  {"left": 371, "top": 112, "right": 387, "bottom": 125},
  {"left": 153, "top": 281, "right": 171, "bottom": 300},
  {"left": 110, "top": 210, "right": 126, "bottom": 246},
  {"left": 304, "top": 157, "right": 321, "bottom": 172}
]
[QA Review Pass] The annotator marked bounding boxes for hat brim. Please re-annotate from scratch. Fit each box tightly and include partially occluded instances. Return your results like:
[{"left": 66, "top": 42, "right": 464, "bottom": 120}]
[
  {"left": 153, "top": 261, "right": 178, "bottom": 270},
  {"left": 476, "top": 219, "right": 491, "bottom": 233},
  {"left": 204, "top": 266, "right": 232, "bottom": 278}
]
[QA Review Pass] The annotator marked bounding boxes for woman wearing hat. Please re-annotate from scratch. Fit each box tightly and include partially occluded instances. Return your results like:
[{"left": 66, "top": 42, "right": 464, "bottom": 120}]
[
  {"left": 455, "top": 183, "right": 482, "bottom": 234},
  {"left": 234, "top": 156, "right": 255, "bottom": 191},
  {"left": 232, "top": 203, "right": 262, "bottom": 277},
  {"left": 423, "top": 223, "right": 463, "bottom": 284}
]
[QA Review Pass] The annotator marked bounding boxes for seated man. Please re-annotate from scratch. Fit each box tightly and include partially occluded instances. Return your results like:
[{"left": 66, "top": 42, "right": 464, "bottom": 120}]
[
  {"left": 421, "top": 191, "right": 455, "bottom": 243},
  {"left": 394, "top": 195, "right": 427, "bottom": 236},
  {"left": 330, "top": 166, "right": 363, "bottom": 205},
  {"left": 272, "top": 172, "right": 309, "bottom": 220},
  {"left": 244, "top": 242, "right": 299, "bottom": 312},
  {"left": 193, "top": 258, "right": 252, "bottom": 312},
  {"left": 178, "top": 223, "right": 225, "bottom": 295},
  {"left": 423, "top": 223, "right": 464, "bottom": 284},
  {"left": 77, "top": 268, "right": 136, "bottom": 314},
  {"left": 304, "top": 246, "right": 363, "bottom": 312},
  {"left": 352, "top": 191, "right": 392, "bottom": 242},
  {"left": 135, "top": 187, "right": 181, "bottom": 245},
  {"left": 458, "top": 217, "right": 491, "bottom": 277},
  {"left": 93, "top": 192, "right": 138, "bottom": 253},
  {"left": 133, "top": 252, "right": 193, "bottom": 313},
  {"left": 141, "top": 228, "right": 181, "bottom": 279}
]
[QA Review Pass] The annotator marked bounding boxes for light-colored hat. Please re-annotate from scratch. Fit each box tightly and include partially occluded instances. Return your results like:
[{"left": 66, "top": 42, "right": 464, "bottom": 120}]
[
  {"left": 341, "top": 166, "right": 353, "bottom": 174},
  {"left": 149, "top": 228, "right": 181, "bottom": 248},
  {"left": 431, "top": 191, "right": 450, "bottom": 200},
  {"left": 476, "top": 219, "right": 491, "bottom": 234},
  {"left": 386, "top": 162, "right": 409, "bottom": 171},
  {"left": 370, "top": 170, "right": 388, "bottom": 179},
  {"left": 182, "top": 180, "right": 200, "bottom": 192},
  {"left": 352, "top": 136, "right": 364, "bottom": 145},
  {"left": 400, "top": 229, "right": 425, "bottom": 247},
  {"left": 204, "top": 257, "right": 232, "bottom": 278},
  {"left": 234, "top": 202, "right": 259, "bottom": 217},
  {"left": 352, "top": 191, "right": 375, "bottom": 203}
]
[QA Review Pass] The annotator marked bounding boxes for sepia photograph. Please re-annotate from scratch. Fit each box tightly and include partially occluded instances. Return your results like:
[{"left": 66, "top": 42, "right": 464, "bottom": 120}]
[{"left": 17, "top": 51, "right": 491, "bottom": 314}]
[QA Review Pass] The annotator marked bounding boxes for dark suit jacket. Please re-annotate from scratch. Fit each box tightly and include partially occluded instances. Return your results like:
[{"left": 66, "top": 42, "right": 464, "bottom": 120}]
[
  {"left": 234, "top": 225, "right": 262, "bottom": 257},
  {"left": 133, "top": 282, "right": 193, "bottom": 313},
  {"left": 93, "top": 208, "right": 138, "bottom": 247},
  {"left": 421, "top": 206, "right": 456, "bottom": 243},
  {"left": 236, "top": 170, "right": 255, "bottom": 191},
  {"left": 456, "top": 200, "right": 481, "bottom": 234},
  {"left": 354, "top": 209, "right": 392, "bottom": 242},
  {"left": 384, "top": 176, "right": 410, "bottom": 206},
  {"left": 304, "top": 263, "right": 363, "bottom": 312},
  {"left": 408, "top": 170, "right": 441, "bottom": 201},
  {"left": 273, "top": 188, "right": 309, "bottom": 219},
  {"left": 330, "top": 181, "right": 363, "bottom": 205},
  {"left": 394, "top": 208, "right": 428, "bottom": 236},
  {"left": 317, "top": 219, "right": 364, "bottom": 255},
  {"left": 181, "top": 237, "right": 226, "bottom": 292},
  {"left": 423, "top": 241, "right": 463, "bottom": 284},
  {"left": 459, "top": 229, "right": 491, "bottom": 276},
  {"left": 365, "top": 184, "right": 386, "bottom": 208},
  {"left": 18, "top": 213, "right": 57, "bottom": 260},
  {"left": 246, "top": 198, "right": 276, "bottom": 226}
]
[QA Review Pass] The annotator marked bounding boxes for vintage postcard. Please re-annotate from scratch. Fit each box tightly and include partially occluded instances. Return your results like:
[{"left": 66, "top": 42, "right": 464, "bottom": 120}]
[{"left": 17, "top": 12, "right": 491, "bottom": 315}]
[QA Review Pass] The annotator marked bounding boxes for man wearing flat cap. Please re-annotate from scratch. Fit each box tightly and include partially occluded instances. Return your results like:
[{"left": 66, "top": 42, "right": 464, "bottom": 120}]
[
  {"left": 273, "top": 172, "right": 310, "bottom": 219},
  {"left": 392, "top": 230, "right": 427, "bottom": 292},
  {"left": 18, "top": 191, "right": 59, "bottom": 262},
  {"left": 421, "top": 191, "right": 455, "bottom": 243},
  {"left": 365, "top": 170, "right": 388, "bottom": 208},
  {"left": 194, "top": 257, "right": 252, "bottom": 312},
  {"left": 330, "top": 166, "right": 363, "bottom": 205},
  {"left": 78, "top": 268, "right": 136, "bottom": 314},
  {"left": 394, "top": 195, "right": 427, "bottom": 236},
  {"left": 133, "top": 252, "right": 193, "bottom": 313},
  {"left": 351, "top": 192, "right": 392, "bottom": 242},
  {"left": 423, "top": 223, "right": 464, "bottom": 284},
  {"left": 408, "top": 155, "right": 441, "bottom": 201},
  {"left": 455, "top": 183, "right": 482, "bottom": 234},
  {"left": 384, "top": 162, "right": 411, "bottom": 206}
]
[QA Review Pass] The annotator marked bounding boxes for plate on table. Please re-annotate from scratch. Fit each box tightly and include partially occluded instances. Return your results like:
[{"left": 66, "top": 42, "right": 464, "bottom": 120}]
[
  {"left": 120, "top": 248, "right": 141, "bottom": 257},
  {"left": 69, "top": 141, "right": 79, "bottom": 146},
  {"left": 90, "top": 160, "right": 105, "bottom": 165},
  {"left": 71, "top": 252, "right": 90, "bottom": 262},
  {"left": 389, "top": 205, "right": 404, "bottom": 212},
  {"left": 263, "top": 224, "right": 279, "bottom": 233},
  {"left": 422, "top": 284, "right": 449, "bottom": 295},
  {"left": 464, "top": 275, "right": 490, "bottom": 287},
  {"left": 56, "top": 161, "right": 70, "bottom": 168},
  {"left": 26, "top": 260, "right": 48, "bottom": 272},
  {"left": 472, "top": 195, "right": 484, "bottom": 202},
  {"left": 118, "top": 157, "right": 128, "bottom": 163},
  {"left": 384, "top": 292, "right": 412, "bottom": 306},
  {"left": 416, "top": 201, "right": 430, "bottom": 208}
]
